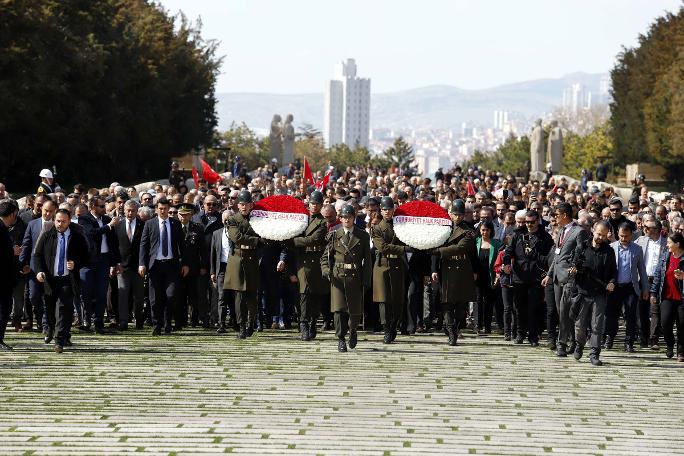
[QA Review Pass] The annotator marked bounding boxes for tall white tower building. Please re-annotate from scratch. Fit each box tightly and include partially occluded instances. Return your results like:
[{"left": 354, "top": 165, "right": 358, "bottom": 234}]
[{"left": 324, "top": 59, "right": 371, "bottom": 148}]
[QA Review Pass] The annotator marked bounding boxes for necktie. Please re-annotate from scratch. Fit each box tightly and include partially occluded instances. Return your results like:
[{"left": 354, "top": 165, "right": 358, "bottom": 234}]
[
  {"left": 161, "top": 220, "right": 169, "bottom": 257},
  {"left": 127, "top": 221, "right": 133, "bottom": 241},
  {"left": 343, "top": 230, "right": 351, "bottom": 245},
  {"left": 57, "top": 233, "right": 66, "bottom": 276},
  {"left": 184, "top": 225, "right": 188, "bottom": 236}
]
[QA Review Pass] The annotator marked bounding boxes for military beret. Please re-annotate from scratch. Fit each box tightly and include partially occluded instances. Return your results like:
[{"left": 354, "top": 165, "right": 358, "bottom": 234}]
[{"left": 177, "top": 203, "right": 195, "bottom": 215}]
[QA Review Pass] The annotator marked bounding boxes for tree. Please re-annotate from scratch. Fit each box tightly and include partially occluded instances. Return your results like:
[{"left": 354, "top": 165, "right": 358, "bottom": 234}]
[
  {"left": 208, "top": 122, "right": 267, "bottom": 172},
  {"left": 609, "top": 7, "right": 684, "bottom": 174},
  {"left": 0, "top": 0, "right": 222, "bottom": 192},
  {"left": 464, "top": 135, "right": 531, "bottom": 178},
  {"left": 560, "top": 123, "right": 614, "bottom": 179},
  {"left": 382, "top": 137, "right": 415, "bottom": 171}
]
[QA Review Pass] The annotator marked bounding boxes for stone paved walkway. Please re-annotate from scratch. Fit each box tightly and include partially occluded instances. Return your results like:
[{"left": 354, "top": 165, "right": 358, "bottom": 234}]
[{"left": 1, "top": 328, "right": 683, "bottom": 455}]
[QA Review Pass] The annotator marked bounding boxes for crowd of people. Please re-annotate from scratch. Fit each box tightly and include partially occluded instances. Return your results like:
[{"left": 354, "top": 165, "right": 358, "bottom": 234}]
[{"left": 1, "top": 162, "right": 683, "bottom": 365}]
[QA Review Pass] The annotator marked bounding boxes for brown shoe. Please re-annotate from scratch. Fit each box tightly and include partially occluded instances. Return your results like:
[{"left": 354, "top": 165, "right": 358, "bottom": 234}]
[
  {"left": 14, "top": 324, "right": 23, "bottom": 333},
  {"left": 54, "top": 345, "right": 64, "bottom": 354},
  {"left": 22, "top": 319, "right": 33, "bottom": 331},
  {"left": 271, "top": 322, "right": 279, "bottom": 330},
  {"left": 678, "top": 355, "right": 684, "bottom": 363}
]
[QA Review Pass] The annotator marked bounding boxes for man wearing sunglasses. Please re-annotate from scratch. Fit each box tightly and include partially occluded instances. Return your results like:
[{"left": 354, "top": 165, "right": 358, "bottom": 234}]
[
  {"left": 504, "top": 210, "right": 554, "bottom": 347},
  {"left": 78, "top": 196, "right": 121, "bottom": 334}
]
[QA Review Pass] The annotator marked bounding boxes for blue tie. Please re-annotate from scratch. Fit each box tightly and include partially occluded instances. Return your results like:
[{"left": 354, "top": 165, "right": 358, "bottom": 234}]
[
  {"left": 57, "top": 233, "right": 66, "bottom": 276},
  {"left": 161, "top": 220, "right": 169, "bottom": 257}
]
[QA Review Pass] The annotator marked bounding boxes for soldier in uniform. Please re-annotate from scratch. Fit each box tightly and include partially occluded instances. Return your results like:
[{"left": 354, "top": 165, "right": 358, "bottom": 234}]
[
  {"left": 177, "top": 203, "right": 209, "bottom": 329},
  {"left": 282, "top": 191, "right": 329, "bottom": 341},
  {"left": 321, "top": 204, "right": 372, "bottom": 352},
  {"left": 430, "top": 199, "right": 477, "bottom": 346},
  {"left": 37, "top": 169, "right": 56, "bottom": 195},
  {"left": 372, "top": 196, "right": 412, "bottom": 343},
  {"left": 225, "top": 191, "right": 262, "bottom": 339}
]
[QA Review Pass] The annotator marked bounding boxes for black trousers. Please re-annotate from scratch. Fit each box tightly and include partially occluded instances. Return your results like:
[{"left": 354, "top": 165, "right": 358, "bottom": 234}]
[
  {"left": 545, "top": 282, "right": 559, "bottom": 342},
  {"left": 216, "top": 264, "right": 235, "bottom": 326},
  {"left": 606, "top": 284, "right": 638, "bottom": 343},
  {"left": 474, "top": 284, "right": 494, "bottom": 331},
  {"left": 235, "top": 291, "right": 257, "bottom": 327},
  {"left": 405, "top": 277, "right": 424, "bottom": 333},
  {"left": 148, "top": 260, "right": 179, "bottom": 331},
  {"left": 177, "top": 273, "right": 201, "bottom": 327},
  {"left": 300, "top": 292, "right": 326, "bottom": 324},
  {"left": 501, "top": 286, "right": 516, "bottom": 336},
  {"left": 441, "top": 300, "right": 466, "bottom": 330},
  {"left": 44, "top": 277, "right": 74, "bottom": 345},
  {"left": 639, "top": 292, "right": 661, "bottom": 343},
  {"left": 334, "top": 311, "right": 361, "bottom": 339},
  {"left": 0, "top": 288, "right": 11, "bottom": 343},
  {"left": 661, "top": 299, "right": 684, "bottom": 354},
  {"left": 513, "top": 283, "right": 542, "bottom": 342}
]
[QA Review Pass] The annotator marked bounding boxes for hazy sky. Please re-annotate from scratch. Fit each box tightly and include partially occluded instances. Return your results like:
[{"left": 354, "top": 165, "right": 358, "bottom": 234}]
[{"left": 159, "top": 0, "right": 682, "bottom": 94}]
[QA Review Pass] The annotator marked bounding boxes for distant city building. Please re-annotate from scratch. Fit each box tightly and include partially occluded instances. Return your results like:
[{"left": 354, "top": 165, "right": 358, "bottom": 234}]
[
  {"left": 562, "top": 83, "right": 592, "bottom": 113},
  {"left": 599, "top": 74, "right": 612, "bottom": 103},
  {"left": 324, "top": 58, "right": 371, "bottom": 148},
  {"left": 493, "top": 110, "right": 510, "bottom": 130}
]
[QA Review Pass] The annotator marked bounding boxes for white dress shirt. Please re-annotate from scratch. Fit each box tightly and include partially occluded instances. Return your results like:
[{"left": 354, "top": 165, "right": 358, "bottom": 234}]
[
  {"left": 53, "top": 228, "right": 71, "bottom": 277},
  {"left": 126, "top": 218, "right": 136, "bottom": 241},
  {"left": 645, "top": 237, "right": 663, "bottom": 277},
  {"left": 155, "top": 217, "right": 173, "bottom": 260},
  {"left": 94, "top": 216, "right": 109, "bottom": 254},
  {"left": 220, "top": 229, "right": 231, "bottom": 263}
]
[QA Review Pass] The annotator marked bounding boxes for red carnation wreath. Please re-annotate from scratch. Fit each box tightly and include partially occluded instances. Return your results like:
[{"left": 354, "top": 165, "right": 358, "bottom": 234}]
[
  {"left": 393, "top": 200, "right": 452, "bottom": 250},
  {"left": 249, "top": 195, "right": 309, "bottom": 241}
]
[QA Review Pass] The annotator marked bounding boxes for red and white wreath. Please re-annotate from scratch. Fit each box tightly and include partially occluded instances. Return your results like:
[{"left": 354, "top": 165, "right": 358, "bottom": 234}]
[
  {"left": 249, "top": 195, "right": 309, "bottom": 241},
  {"left": 393, "top": 200, "right": 452, "bottom": 250}
]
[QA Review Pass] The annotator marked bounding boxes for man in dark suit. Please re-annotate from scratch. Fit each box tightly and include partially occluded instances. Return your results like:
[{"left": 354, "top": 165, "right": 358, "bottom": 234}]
[
  {"left": 192, "top": 194, "right": 223, "bottom": 325},
  {"left": 78, "top": 196, "right": 121, "bottom": 333},
  {"left": 1, "top": 200, "right": 28, "bottom": 333},
  {"left": 33, "top": 208, "right": 89, "bottom": 353},
  {"left": 177, "top": 203, "right": 208, "bottom": 329},
  {"left": 210, "top": 211, "right": 235, "bottom": 332},
  {"left": 544, "top": 202, "right": 590, "bottom": 357},
  {"left": 114, "top": 199, "right": 144, "bottom": 330},
  {"left": 139, "top": 197, "right": 189, "bottom": 335},
  {"left": 0, "top": 201, "right": 19, "bottom": 349},
  {"left": 19, "top": 198, "right": 57, "bottom": 333}
]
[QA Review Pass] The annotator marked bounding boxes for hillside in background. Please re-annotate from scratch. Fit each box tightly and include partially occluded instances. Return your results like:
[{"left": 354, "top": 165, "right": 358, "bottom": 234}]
[{"left": 216, "top": 72, "right": 606, "bottom": 131}]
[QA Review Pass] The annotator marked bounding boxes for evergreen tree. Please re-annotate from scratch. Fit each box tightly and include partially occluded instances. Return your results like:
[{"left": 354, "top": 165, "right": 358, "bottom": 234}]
[{"left": 382, "top": 137, "right": 415, "bottom": 171}]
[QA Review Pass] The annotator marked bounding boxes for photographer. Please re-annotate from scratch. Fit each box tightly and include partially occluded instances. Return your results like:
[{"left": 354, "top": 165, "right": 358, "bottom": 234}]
[
  {"left": 569, "top": 221, "right": 616, "bottom": 366},
  {"left": 503, "top": 210, "right": 554, "bottom": 346}
]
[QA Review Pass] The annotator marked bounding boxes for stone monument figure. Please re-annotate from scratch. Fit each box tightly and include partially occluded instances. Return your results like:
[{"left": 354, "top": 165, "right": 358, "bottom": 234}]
[
  {"left": 547, "top": 120, "right": 563, "bottom": 174},
  {"left": 529, "top": 119, "right": 545, "bottom": 173},
  {"left": 269, "top": 114, "right": 283, "bottom": 164},
  {"left": 282, "top": 114, "right": 295, "bottom": 166}
]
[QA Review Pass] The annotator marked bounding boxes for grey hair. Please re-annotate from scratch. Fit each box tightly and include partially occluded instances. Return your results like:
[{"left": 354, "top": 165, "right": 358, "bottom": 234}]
[{"left": 124, "top": 199, "right": 140, "bottom": 210}]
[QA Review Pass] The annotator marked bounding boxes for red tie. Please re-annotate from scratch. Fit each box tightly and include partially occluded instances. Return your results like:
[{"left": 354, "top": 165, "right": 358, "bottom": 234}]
[{"left": 127, "top": 221, "right": 133, "bottom": 241}]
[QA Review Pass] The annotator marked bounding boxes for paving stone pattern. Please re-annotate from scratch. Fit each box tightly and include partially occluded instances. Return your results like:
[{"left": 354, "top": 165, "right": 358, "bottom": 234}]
[{"left": 1, "top": 329, "right": 683, "bottom": 455}]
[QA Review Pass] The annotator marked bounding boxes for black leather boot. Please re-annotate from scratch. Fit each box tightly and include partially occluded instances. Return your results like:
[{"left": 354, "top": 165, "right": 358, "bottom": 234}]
[{"left": 300, "top": 322, "right": 310, "bottom": 341}]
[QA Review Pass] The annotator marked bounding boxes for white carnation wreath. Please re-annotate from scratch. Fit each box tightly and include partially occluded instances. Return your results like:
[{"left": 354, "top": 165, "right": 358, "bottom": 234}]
[
  {"left": 250, "top": 210, "right": 308, "bottom": 241},
  {"left": 393, "top": 215, "right": 452, "bottom": 250}
]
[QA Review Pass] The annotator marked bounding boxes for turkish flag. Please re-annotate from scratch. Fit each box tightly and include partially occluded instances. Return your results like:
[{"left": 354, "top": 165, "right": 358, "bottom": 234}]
[
  {"left": 191, "top": 166, "right": 200, "bottom": 188},
  {"left": 200, "top": 159, "right": 221, "bottom": 185},
  {"left": 303, "top": 158, "right": 315, "bottom": 186},
  {"left": 466, "top": 179, "right": 476, "bottom": 197},
  {"left": 316, "top": 166, "right": 333, "bottom": 191}
]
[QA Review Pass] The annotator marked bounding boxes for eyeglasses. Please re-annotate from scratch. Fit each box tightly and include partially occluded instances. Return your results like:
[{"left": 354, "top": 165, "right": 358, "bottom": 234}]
[
  {"left": 169, "top": 210, "right": 178, "bottom": 215},
  {"left": 205, "top": 202, "right": 217, "bottom": 206},
  {"left": 96, "top": 205, "right": 105, "bottom": 209},
  {"left": 525, "top": 220, "right": 538, "bottom": 225},
  {"left": 609, "top": 208, "right": 621, "bottom": 212}
]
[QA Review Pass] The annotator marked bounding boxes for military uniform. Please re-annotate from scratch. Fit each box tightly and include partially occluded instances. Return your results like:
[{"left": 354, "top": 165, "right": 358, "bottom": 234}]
[
  {"left": 177, "top": 219, "right": 208, "bottom": 329},
  {"left": 321, "top": 214, "right": 372, "bottom": 352},
  {"left": 372, "top": 217, "right": 409, "bottom": 343},
  {"left": 224, "top": 197, "right": 262, "bottom": 338},
  {"left": 286, "top": 209, "right": 328, "bottom": 341},
  {"left": 431, "top": 200, "right": 477, "bottom": 345}
]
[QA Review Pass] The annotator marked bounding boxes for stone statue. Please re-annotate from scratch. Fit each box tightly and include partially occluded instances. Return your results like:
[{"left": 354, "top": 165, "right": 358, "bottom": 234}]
[
  {"left": 547, "top": 120, "right": 564, "bottom": 174},
  {"left": 282, "top": 114, "right": 295, "bottom": 166},
  {"left": 529, "top": 119, "right": 545, "bottom": 173},
  {"left": 269, "top": 114, "right": 283, "bottom": 164}
]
